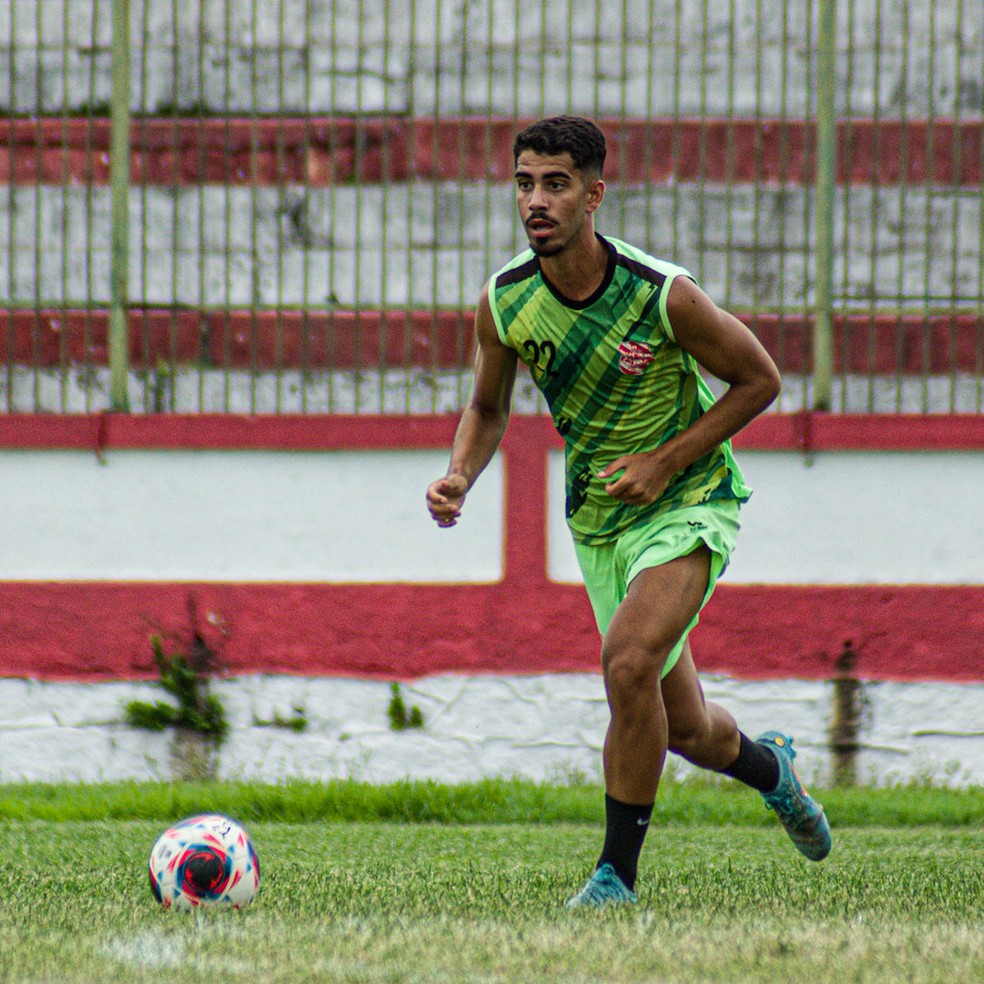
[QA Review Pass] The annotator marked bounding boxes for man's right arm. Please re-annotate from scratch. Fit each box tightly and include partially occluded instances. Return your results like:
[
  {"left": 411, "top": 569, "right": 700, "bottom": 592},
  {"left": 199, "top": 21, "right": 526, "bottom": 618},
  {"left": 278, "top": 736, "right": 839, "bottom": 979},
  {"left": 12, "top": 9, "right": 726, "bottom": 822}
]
[{"left": 426, "top": 282, "right": 518, "bottom": 527}]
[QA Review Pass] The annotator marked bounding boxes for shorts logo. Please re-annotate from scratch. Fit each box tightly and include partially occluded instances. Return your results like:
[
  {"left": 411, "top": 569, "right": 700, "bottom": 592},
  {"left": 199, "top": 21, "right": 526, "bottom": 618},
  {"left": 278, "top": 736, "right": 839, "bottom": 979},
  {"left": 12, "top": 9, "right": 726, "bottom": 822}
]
[{"left": 617, "top": 340, "right": 655, "bottom": 376}]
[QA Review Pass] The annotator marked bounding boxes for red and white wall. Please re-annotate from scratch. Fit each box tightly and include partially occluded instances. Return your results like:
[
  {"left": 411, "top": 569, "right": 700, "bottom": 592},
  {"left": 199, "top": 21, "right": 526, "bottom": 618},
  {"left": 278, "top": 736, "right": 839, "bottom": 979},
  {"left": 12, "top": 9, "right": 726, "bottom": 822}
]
[
  {"left": 3, "top": 3, "right": 982, "bottom": 788},
  {"left": 1, "top": 411, "right": 982, "bottom": 787}
]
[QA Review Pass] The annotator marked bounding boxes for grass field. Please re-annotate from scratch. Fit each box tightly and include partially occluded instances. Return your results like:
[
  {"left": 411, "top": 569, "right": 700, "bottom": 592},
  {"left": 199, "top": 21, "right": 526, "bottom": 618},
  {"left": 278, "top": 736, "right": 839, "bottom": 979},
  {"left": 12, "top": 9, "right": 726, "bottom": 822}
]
[{"left": 0, "top": 779, "right": 981, "bottom": 984}]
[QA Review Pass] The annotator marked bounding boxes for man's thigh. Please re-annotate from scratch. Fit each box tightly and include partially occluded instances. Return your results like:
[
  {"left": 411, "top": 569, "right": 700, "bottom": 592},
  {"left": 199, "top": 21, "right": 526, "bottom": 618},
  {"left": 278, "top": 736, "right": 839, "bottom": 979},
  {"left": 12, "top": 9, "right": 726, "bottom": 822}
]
[
  {"left": 601, "top": 546, "right": 711, "bottom": 674},
  {"left": 576, "top": 500, "right": 740, "bottom": 677}
]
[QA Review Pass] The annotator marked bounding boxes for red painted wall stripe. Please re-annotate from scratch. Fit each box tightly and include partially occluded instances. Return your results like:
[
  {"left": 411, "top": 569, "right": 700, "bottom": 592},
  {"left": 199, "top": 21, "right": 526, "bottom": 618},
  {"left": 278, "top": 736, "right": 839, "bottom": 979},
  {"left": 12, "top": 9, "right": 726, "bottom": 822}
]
[
  {"left": 0, "top": 415, "right": 980, "bottom": 683},
  {"left": 0, "top": 309, "right": 473, "bottom": 371},
  {"left": 3, "top": 309, "right": 981, "bottom": 374},
  {"left": 0, "top": 412, "right": 983, "bottom": 453},
  {"left": 2, "top": 117, "right": 981, "bottom": 186},
  {"left": 0, "top": 581, "right": 980, "bottom": 685}
]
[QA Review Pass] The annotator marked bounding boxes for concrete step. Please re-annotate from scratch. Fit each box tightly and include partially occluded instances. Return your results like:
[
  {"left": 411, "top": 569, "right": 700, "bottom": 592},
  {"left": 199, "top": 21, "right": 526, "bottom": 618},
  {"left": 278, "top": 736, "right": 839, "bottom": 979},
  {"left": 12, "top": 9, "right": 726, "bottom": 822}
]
[
  {"left": 3, "top": 182, "right": 982, "bottom": 312},
  {"left": 0, "top": 366, "right": 979, "bottom": 415}
]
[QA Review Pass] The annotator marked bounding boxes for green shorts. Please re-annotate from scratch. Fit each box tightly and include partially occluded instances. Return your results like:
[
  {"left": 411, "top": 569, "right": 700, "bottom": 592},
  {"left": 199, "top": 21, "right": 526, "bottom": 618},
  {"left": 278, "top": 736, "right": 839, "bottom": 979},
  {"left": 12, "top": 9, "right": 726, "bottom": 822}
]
[{"left": 573, "top": 499, "right": 741, "bottom": 678}]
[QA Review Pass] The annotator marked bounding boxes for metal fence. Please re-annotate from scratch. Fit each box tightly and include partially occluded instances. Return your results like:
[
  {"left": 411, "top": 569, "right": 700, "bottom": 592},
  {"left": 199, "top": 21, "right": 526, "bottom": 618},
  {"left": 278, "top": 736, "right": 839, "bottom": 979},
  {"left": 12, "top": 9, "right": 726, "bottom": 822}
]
[{"left": 1, "top": 0, "right": 982, "bottom": 414}]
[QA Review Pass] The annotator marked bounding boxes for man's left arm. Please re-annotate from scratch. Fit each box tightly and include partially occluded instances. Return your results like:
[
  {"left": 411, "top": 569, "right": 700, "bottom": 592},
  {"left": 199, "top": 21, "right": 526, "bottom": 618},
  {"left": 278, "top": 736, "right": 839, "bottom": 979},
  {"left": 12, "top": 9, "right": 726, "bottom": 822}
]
[{"left": 599, "top": 276, "right": 781, "bottom": 505}]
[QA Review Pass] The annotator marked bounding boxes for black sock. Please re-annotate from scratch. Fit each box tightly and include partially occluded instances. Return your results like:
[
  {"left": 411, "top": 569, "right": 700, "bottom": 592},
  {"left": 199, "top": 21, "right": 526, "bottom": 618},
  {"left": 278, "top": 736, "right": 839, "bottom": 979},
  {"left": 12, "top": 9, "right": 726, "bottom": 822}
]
[
  {"left": 720, "top": 731, "right": 780, "bottom": 793},
  {"left": 597, "top": 794, "right": 654, "bottom": 891}
]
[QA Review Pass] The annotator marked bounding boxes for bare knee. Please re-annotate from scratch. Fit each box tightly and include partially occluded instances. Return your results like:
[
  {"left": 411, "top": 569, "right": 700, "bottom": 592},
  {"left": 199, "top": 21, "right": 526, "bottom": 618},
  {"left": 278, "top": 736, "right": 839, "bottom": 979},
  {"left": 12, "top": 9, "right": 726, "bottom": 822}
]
[
  {"left": 667, "top": 701, "right": 740, "bottom": 769},
  {"left": 602, "top": 643, "right": 664, "bottom": 712},
  {"left": 667, "top": 712, "right": 712, "bottom": 760},
  {"left": 667, "top": 721, "right": 709, "bottom": 764}
]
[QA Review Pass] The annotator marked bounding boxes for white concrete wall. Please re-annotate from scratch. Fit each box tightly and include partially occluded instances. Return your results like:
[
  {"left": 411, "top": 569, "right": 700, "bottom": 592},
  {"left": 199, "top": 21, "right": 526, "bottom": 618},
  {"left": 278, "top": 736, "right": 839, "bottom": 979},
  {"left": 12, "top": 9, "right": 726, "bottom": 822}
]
[
  {"left": 3, "top": 184, "right": 979, "bottom": 314},
  {"left": 0, "top": 448, "right": 503, "bottom": 581},
  {"left": 1, "top": 1, "right": 977, "bottom": 118},
  {"left": 0, "top": 445, "right": 981, "bottom": 585},
  {"left": 4, "top": 365, "right": 982, "bottom": 417},
  {"left": 551, "top": 449, "right": 984, "bottom": 585},
  {"left": 2, "top": 673, "right": 982, "bottom": 788}
]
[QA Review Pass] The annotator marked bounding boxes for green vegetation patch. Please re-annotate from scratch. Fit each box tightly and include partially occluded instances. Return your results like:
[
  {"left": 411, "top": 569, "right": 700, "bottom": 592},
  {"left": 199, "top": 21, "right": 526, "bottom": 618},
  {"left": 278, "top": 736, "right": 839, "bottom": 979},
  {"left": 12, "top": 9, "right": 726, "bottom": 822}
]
[{"left": 0, "top": 776, "right": 980, "bottom": 826}]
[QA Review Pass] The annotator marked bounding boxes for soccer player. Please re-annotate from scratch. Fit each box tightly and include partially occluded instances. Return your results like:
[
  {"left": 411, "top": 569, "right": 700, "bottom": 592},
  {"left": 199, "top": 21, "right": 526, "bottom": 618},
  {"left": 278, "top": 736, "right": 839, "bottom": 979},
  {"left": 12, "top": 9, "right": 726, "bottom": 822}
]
[{"left": 425, "top": 116, "right": 831, "bottom": 907}]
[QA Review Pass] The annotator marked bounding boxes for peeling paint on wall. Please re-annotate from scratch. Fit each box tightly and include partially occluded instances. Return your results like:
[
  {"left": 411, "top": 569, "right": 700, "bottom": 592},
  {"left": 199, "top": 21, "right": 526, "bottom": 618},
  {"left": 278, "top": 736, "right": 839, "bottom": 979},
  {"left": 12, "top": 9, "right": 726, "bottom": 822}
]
[{"left": 1, "top": 674, "right": 981, "bottom": 788}]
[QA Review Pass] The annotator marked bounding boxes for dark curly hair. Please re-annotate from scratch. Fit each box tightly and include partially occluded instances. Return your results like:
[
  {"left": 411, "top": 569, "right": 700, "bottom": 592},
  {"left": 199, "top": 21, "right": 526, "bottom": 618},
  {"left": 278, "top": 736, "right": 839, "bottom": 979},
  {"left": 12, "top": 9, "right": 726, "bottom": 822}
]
[{"left": 512, "top": 116, "right": 607, "bottom": 180}]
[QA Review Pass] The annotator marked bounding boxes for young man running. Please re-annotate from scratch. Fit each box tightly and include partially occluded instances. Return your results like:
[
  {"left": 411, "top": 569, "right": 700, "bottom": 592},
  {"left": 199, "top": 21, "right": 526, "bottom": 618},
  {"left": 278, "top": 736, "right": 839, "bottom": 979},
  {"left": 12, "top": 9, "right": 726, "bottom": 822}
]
[{"left": 425, "top": 116, "right": 831, "bottom": 907}]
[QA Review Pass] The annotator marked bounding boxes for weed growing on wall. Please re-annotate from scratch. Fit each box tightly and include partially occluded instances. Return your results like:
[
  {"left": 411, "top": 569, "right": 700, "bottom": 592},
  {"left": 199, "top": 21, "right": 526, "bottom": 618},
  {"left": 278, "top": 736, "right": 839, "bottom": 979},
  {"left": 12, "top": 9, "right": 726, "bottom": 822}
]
[
  {"left": 388, "top": 682, "right": 424, "bottom": 731},
  {"left": 124, "top": 632, "right": 229, "bottom": 781},
  {"left": 253, "top": 705, "right": 308, "bottom": 732}
]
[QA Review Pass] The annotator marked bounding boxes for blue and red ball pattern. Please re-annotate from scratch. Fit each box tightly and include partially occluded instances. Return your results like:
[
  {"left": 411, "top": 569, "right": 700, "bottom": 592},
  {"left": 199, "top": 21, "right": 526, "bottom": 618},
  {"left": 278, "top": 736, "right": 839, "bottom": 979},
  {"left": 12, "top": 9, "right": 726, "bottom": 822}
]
[{"left": 149, "top": 813, "right": 260, "bottom": 910}]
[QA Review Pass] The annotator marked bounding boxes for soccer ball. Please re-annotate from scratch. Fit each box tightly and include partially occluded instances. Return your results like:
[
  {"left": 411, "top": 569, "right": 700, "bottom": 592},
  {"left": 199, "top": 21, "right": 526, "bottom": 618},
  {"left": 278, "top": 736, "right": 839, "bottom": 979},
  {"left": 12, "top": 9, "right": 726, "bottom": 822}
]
[{"left": 149, "top": 813, "right": 260, "bottom": 910}]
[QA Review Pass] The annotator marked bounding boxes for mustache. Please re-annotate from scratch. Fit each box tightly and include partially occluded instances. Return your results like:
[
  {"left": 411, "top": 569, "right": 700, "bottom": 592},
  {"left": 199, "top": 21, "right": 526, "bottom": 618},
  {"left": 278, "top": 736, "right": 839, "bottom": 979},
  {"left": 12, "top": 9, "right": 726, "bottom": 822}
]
[{"left": 526, "top": 212, "right": 555, "bottom": 226}]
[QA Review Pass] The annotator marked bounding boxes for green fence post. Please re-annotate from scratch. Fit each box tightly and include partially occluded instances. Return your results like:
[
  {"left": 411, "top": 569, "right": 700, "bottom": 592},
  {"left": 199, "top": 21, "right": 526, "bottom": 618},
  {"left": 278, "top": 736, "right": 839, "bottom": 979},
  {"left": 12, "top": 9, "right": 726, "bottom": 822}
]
[
  {"left": 109, "top": 0, "right": 131, "bottom": 411},
  {"left": 813, "top": 0, "right": 837, "bottom": 411}
]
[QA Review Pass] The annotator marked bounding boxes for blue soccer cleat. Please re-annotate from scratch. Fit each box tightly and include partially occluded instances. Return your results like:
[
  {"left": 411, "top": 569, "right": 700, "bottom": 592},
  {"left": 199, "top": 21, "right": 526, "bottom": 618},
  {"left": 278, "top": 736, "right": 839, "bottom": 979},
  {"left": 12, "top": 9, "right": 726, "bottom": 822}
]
[
  {"left": 565, "top": 863, "right": 638, "bottom": 909},
  {"left": 757, "top": 731, "right": 832, "bottom": 861}
]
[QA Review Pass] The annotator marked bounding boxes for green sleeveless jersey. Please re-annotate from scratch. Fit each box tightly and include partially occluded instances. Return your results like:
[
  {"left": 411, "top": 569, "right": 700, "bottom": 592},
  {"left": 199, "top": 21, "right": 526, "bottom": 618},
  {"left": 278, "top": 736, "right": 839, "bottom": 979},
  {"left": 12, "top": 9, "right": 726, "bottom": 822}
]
[{"left": 488, "top": 235, "right": 751, "bottom": 544}]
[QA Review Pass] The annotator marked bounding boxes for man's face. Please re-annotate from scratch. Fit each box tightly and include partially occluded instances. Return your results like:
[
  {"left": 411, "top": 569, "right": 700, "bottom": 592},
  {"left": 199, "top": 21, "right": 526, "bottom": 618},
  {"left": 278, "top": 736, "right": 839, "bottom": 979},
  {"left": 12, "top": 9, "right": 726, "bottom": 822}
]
[{"left": 514, "top": 150, "right": 604, "bottom": 257}]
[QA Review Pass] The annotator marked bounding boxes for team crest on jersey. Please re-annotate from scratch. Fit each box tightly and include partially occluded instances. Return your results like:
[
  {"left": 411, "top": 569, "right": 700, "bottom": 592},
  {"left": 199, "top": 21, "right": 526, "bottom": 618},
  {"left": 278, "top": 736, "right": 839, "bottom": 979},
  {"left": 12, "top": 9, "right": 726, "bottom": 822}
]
[{"left": 617, "top": 340, "right": 655, "bottom": 375}]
